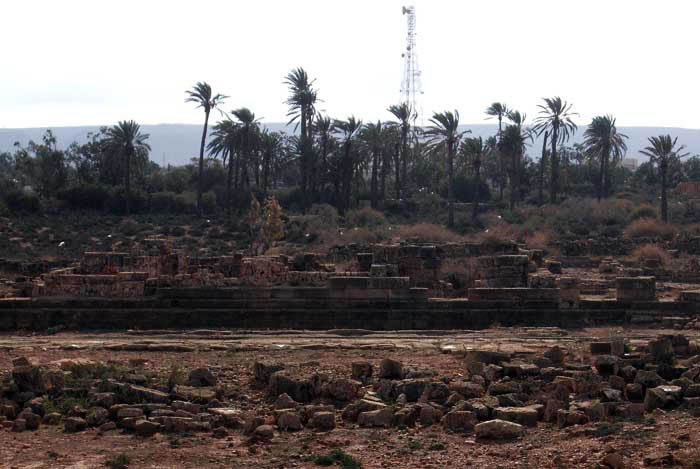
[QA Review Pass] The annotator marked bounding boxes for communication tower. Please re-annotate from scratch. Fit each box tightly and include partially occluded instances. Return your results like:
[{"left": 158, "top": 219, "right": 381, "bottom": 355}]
[{"left": 400, "top": 5, "right": 423, "bottom": 122}]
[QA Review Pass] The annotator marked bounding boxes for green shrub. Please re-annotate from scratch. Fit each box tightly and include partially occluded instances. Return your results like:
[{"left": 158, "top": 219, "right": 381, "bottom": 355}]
[
  {"left": 119, "top": 218, "right": 141, "bottom": 237},
  {"left": 313, "top": 449, "right": 361, "bottom": 469},
  {"left": 105, "top": 454, "right": 130, "bottom": 469},
  {"left": 105, "top": 187, "right": 148, "bottom": 214},
  {"left": 150, "top": 191, "right": 177, "bottom": 212},
  {"left": 57, "top": 184, "right": 110, "bottom": 210},
  {"left": 4, "top": 189, "right": 41, "bottom": 213},
  {"left": 201, "top": 191, "right": 217, "bottom": 214},
  {"left": 346, "top": 207, "right": 386, "bottom": 228},
  {"left": 309, "top": 203, "right": 339, "bottom": 227},
  {"left": 452, "top": 174, "right": 490, "bottom": 203},
  {"left": 630, "top": 205, "right": 657, "bottom": 221},
  {"left": 173, "top": 192, "right": 197, "bottom": 214}
]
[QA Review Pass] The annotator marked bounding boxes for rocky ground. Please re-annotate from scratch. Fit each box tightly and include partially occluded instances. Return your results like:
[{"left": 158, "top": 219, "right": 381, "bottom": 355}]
[{"left": 2, "top": 327, "right": 700, "bottom": 468}]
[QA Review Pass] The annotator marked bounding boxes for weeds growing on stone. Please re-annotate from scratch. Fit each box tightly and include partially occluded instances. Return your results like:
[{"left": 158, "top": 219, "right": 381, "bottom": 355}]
[
  {"left": 104, "top": 454, "right": 130, "bottom": 469},
  {"left": 313, "top": 449, "right": 362, "bottom": 468}
]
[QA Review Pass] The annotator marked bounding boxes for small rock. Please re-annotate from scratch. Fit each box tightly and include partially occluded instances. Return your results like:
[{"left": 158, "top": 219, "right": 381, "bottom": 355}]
[
  {"left": 474, "top": 419, "right": 525, "bottom": 439},
  {"left": 254, "top": 424, "right": 275, "bottom": 440},
  {"left": 134, "top": 419, "right": 161, "bottom": 437},
  {"left": 358, "top": 408, "right": 394, "bottom": 427},
  {"left": 276, "top": 411, "right": 303, "bottom": 431},
  {"left": 188, "top": 368, "right": 217, "bottom": 387},
  {"left": 309, "top": 411, "right": 335, "bottom": 431},
  {"left": 379, "top": 358, "right": 403, "bottom": 379},
  {"left": 63, "top": 417, "right": 88, "bottom": 433},
  {"left": 11, "top": 419, "right": 26, "bottom": 432},
  {"left": 351, "top": 361, "right": 373, "bottom": 382}
]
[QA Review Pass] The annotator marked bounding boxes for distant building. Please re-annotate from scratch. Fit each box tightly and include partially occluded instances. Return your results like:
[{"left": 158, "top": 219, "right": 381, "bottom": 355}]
[
  {"left": 678, "top": 181, "right": 700, "bottom": 197},
  {"left": 621, "top": 158, "right": 638, "bottom": 171}
]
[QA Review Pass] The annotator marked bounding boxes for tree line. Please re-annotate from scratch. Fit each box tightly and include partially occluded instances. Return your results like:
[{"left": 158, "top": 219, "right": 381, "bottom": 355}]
[{"left": 0, "top": 67, "right": 696, "bottom": 224}]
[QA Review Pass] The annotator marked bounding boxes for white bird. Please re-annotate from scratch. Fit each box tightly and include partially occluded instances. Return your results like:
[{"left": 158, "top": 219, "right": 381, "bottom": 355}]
[{"left": 58, "top": 241, "right": 65, "bottom": 247}]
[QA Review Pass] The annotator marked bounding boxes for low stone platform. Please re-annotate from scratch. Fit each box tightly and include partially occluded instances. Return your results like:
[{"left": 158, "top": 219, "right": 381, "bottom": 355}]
[{"left": 1, "top": 287, "right": 698, "bottom": 331}]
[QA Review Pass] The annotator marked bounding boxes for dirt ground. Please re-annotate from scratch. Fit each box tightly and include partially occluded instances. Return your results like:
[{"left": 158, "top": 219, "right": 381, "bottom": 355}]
[{"left": 1, "top": 327, "right": 700, "bottom": 469}]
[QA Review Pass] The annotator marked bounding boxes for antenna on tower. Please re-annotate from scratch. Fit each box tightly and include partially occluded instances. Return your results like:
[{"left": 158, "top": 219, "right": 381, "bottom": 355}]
[{"left": 400, "top": 5, "right": 423, "bottom": 124}]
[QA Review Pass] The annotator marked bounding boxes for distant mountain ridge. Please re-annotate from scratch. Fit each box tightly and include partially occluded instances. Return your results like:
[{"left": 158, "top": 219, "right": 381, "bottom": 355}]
[{"left": 2, "top": 123, "right": 699, "bottom": 166}]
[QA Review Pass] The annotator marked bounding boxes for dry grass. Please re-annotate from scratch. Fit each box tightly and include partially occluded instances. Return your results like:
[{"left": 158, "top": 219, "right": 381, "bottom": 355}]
[
  {"left": 624, "top": 218, "right": 677, "bottom": 239},
  {"left": 630, "top": 244, "right": 671, "bottom": 266},
  {"left": 390, "top": 223, "right": 464, "bottom": 244}
]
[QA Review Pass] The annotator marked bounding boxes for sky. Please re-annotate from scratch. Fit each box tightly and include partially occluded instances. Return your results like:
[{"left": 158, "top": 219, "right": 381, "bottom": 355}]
[{"left": 2, "top": 0, "right": 699, "bottom": 129}]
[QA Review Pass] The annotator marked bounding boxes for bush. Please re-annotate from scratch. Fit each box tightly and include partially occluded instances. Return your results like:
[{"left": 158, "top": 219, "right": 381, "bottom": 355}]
[
  {"left": 4, "top": 189, "right": 41, "bottom": 213},
  {"left": 119, "top": 218, "right": 141, "bottom": 237},
  {"left": 631, "top": 244, "right": 671, "bottom": 266},
  {"left": 346, "top": 207, "right": 386, "bottom": 228},
  {"left": 104, "top": 454, "right": 130, "bottom": 469},
  {"left": 392, "top": 223, "right": 462, "bottom": 243},
  {"left": 452, "top": 174, "right": 490, "bottom": 203},
  {"left": 275, "top": 187, "right": 305, "bottom": 211},
  {"left": 149, "top": 191, "right": 177, "bottom": 213},
  {"left": 57, "top": 184, "right": 110, "bottom": 210},
  {"left": 173, "top": 192, "right": 197, "bottom": 214},
  {"left": 313, "top": 449, "right": 361, "bottom": 469},
  {"left": 630, "top": 205, "right": 657, "bottom": 221},
  {"left": 309, "top": 203, "right": 339, "bottom": 227},
  {"left": 201, "top": 191, "right": 217, "bottom": 214},
  {"left": 624, "top": 218, "right": 676, "bottom": 239},
  {"left": 105, "top": 187, "right": 148, "bottom": 214}
]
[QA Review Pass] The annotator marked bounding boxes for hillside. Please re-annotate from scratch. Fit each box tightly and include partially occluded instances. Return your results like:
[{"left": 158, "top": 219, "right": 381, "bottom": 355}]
[{"left": 2, "top": 123, "right": 699, "bottom": 166}]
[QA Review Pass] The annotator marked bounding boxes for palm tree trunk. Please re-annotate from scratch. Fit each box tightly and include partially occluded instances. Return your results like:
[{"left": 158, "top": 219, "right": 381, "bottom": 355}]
[
  {"left": 370, "top": 149, "right": 378, "bottom": 209},
  {"left": 603, "top": 146, "right": 610, "bottom": 199},
  {"left": 597, "top": 154, "right": 604, "bottom": 202},
  {"left": 227, "top": 151, "right": 234, "bottom": 217},
  {"left": 401, "top": 129, "right": 408, "bottom": 198},
  {"left": 380, "top": 150, "right": 388, "bottom": 204},
  {"left": 300, "top": 109, "right": 308, "bottom": 210},
  {"left": 394, "top": 147, "right": 401, "bottom": 200},
  {"left": 125, "top": 149, "right": 132, "bottom": 215},
  {"left": 539, "top": 131, "right": 548, "bottom": 205},
  {"left": 550, "top": 125, "right": 559, "bottom": 204},
  {"left": 197, "top": 109, "right": 210, "bottom": 215},
  {"left": 447, "top": 143, "right": 455, "bottom": 228},
  {"left": 472, "top": 160, "right": 481, "bottom": 223},
  {"left": 661, "top": 161, "right": 668, "bottom": 223}
]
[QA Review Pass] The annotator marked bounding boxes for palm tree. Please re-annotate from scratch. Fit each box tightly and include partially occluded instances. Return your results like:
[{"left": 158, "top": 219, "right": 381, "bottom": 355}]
[
  {"left": 533, "top": 97, "right": 577, "bottom": 204},
  {"left": 284, "top": 68, "right": 318, "bottom": 208},
  {"left": 333, "top": 116, "right": 363, "bottom": 214},
  {"left": 387, "top": 103, "right": 415, "bottom": 198},
  {"left": 485, "top": 102, "right": 510, "bottom": 200},
  {"left": 103, "top": 120, "right": 150, "bottom": 215},
  {"left": 583, "top": 115, "right": 628, "bottom": 201},
  {"left": 207, "top": 119, "right": 239, "bottom": 214},
  {"left": 313, "top": 113, "right": 333, "bottom": 194},
  {"left": 231, "top": 108, "right": 260, "bottom": 192},
  {"left": 260, "top": 129, "right": 283, "bottom": 192},
  {"left": 460, "top": 136, "right": 487, "bottom": 222},
  {"left": 360, "top": 121, "right": 385, "bottom": 208},
  {"left": 639, "top": 135, "right": 689, "bottom": 222},
  {"left": 499, "top": 123, "right": 531, "bottom": 209},
  {"left": 186, "top": 82, "right": 227, "bottom": 213},
  {"left": 425, "top": 110, "right": 468, "bottom": 228},
  {"left": 485, "top": 102, "right": 510, "bottom": 136},
  {"left": 538, "top": 130, "right": 549, "bottom": 205}
]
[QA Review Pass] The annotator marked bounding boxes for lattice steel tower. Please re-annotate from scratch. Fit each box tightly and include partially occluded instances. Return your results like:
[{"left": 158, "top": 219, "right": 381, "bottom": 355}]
[{"left": 400, "top": 5, "right": 423, "bottom": 122}]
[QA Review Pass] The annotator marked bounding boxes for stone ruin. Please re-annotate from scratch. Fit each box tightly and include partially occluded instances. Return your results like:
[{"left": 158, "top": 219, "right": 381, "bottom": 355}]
[{"left": 3, "top": 236, "right": 694, "bottom": 308}]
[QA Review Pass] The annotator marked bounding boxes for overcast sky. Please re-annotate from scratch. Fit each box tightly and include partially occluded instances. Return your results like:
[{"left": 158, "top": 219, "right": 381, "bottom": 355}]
[{"left": 2, "top": 0, "right": 699, "bottom": 129}]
